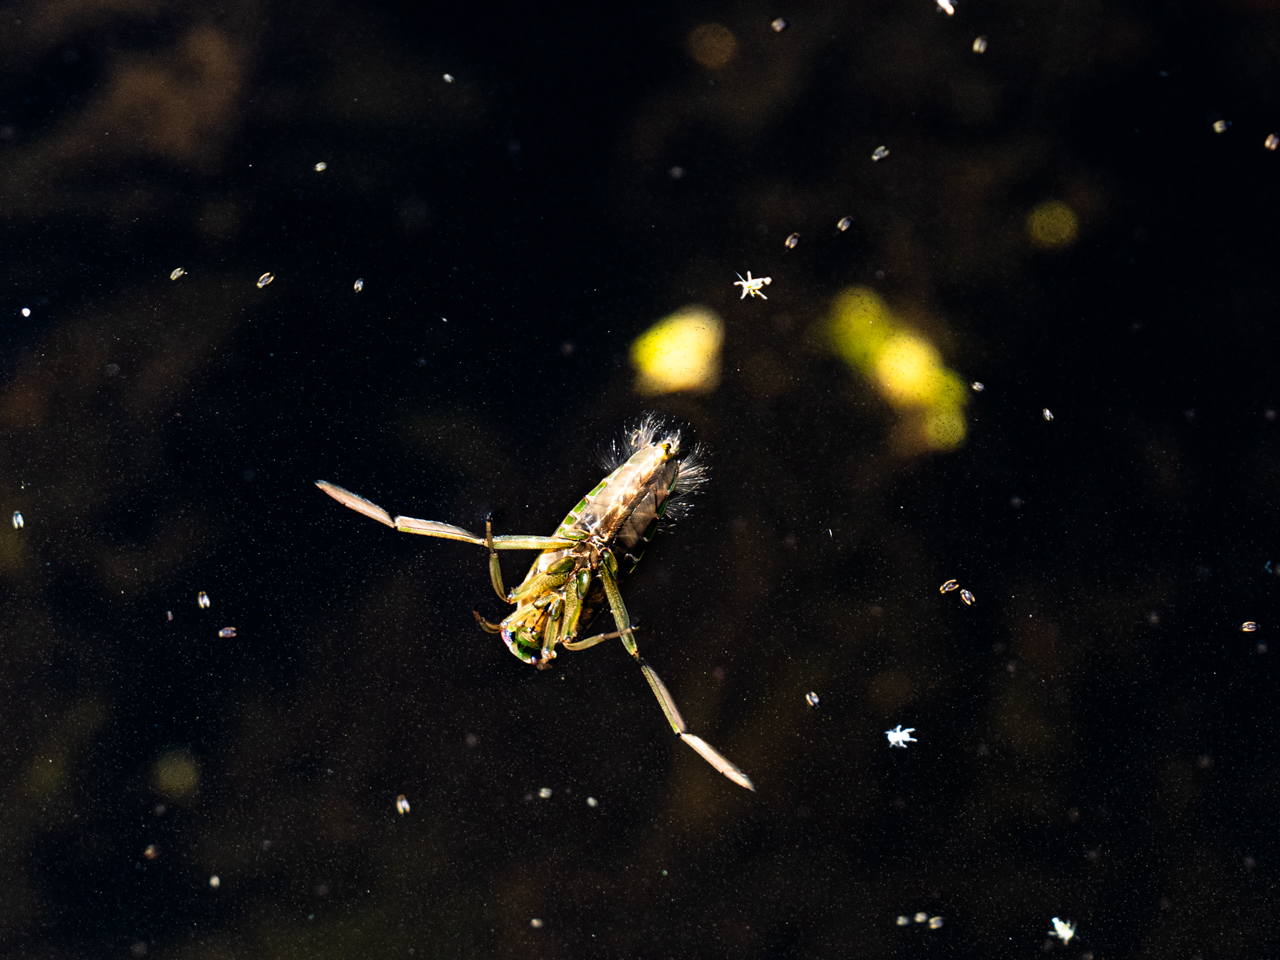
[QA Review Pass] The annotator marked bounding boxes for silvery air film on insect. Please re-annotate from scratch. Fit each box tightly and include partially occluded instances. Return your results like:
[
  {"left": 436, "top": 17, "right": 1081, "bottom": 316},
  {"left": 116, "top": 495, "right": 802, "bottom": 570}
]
[{"left": 316, "top": 417, "right": 753, "bottom": 790}]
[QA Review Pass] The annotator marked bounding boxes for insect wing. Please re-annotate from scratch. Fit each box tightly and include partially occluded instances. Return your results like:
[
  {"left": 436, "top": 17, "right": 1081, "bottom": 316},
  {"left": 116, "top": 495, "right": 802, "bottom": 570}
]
[
  {"left": 394, "top": 515, "right": 484, "bottom": 544},
  {"left": 681, "top": 734, "right": 755, "bottom": 791},
  {"left": 316, "top": 481, "right": 395, "bottom": 527}
]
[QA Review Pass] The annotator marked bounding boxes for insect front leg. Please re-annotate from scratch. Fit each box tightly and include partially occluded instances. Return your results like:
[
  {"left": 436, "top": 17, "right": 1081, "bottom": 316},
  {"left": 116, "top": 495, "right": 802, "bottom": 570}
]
[{"left": 596, "top": 549, "right": 754, "bottom": 791}]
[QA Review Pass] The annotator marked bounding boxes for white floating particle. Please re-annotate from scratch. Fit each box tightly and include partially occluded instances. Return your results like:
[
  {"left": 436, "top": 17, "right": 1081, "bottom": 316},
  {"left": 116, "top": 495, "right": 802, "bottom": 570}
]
[
  {"left": 896, "top": 916, "right": 910, "bottom": 926},
  {"left": 872, "top": 145, "right": 890, "bottom": 161},
  {"left": 218, "top": 627, "right": 237, "bottom": 638},
  {"left": 170, "top": 268, "right": 186, "bottom": 280},
  {"left": 928, "top": 916, "right": 944, "bottom": 929},
  {"left": 529, "top": 918, "right": 543, "bottom": 929},
  {"left": 166, "top": 611, "right": 173, "bottom": 621},
  {"left": 1266, "top": 133, "right": 1279, "bottom": 151},
  {"left": 886, "top": 725, "right": 917, "bottom": 748},
  {"left": 971, "top": 381, "right": 985, "bottom": 391},
  {"left": 1213, "top": 119, "right": 1230, "bottom": 134},
  {"left": 936, "top": 0, "right": 955, "bottom": 14},
  {"left": 209, "top": 875, "right": 220, "bottom": 888},
  {"left": 396, "top": 794, "right": 410, "bottom": 814},
  {"left": 973, "top": 35, "right": 988, "bottom": 53},
  {"left": 314, "top": 161, "right": 327, "bottom": 172},
  {"left": 443, "top": 74, "right": 454, "bottom": 83},
  {"left": 12, "top": 511, "right": 23, "bottom": 529},
  {"left": 805, "top": 691, "right": 820, "bottom": 708},
  {"left": 586, "top": 796, "right": 598, "bottom": 808},
  {"left": 960, "top": 588, "right": 975, "bottom": 605},
  {"left": 837, "top": 216, "right": 852, "bottom": 231},
  {"left": 353, "top": 278, "right": 364, "bottom": 292},
  {"left": 538, "top": 787, "right": 552, "bottom": 799},
  {"left": 1242, "top": 621, "right": 1259, "bottom": 632},
  {"left": 1043, "top": 408, "right": 1054, "bottom": 421},
  {"left": 771, "top": 17, "right": 788, "bottom": 32},
  {"left": 256, "top": 272, "right": 274, "bottom": 288},
  {"left": 1049, "top": 918, "right": 1075, "bottom": 944},
  {"left": 914, "top": 912, "right": 928, "bottom": 923},
  {"left": 197, "top": 591, "right": 211, "bottom": 609},
  {"left": 21, "top": 307, "right": 30, "bottom": 317}
]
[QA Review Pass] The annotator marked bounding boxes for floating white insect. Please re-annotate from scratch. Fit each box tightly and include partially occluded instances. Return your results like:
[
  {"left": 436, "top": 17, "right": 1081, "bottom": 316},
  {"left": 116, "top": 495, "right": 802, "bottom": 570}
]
[
  {"left": 1049, "top": 917, "right": 1075, "bottom": 945},
  {"left": 936, "top": 0, "right": 955, "bottom": 13},
  {"left": 886, "top": 725, "right": 917, "bottom": 748},
  {"left": 734, "top": 271, "right": 772, "bottom": 299},
  {"left": 12, "top": 511, "right": 23, "bottom": 529}
]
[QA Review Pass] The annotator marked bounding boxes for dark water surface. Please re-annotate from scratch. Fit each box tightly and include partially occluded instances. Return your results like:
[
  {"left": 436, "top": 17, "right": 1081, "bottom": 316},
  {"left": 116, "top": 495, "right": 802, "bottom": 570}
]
[{"left": 2, "top": 1, "right": 1279, "bottom": 957}]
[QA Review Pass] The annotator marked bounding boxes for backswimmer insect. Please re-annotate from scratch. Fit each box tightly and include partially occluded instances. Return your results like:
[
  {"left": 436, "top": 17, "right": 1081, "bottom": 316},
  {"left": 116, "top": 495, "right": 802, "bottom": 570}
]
[{"left": 316, "top": 416, "right": 753, "bottom": 790}]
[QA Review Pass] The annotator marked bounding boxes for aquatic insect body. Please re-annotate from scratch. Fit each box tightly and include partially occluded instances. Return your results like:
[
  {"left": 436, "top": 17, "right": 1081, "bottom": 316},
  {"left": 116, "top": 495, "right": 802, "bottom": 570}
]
[{"left": 316, "top": 417, "right": 753, "bottom": 790}]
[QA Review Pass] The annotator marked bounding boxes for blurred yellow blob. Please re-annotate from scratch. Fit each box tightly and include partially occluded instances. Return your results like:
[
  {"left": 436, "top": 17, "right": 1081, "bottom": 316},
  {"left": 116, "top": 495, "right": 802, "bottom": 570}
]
[
  {"left": 631, "top": 306, "right": 724, "bottom": 395},
  {"left": 152, "top": 749, "right": 200, "bottom": 798},
  {"left": 1027, "top": 201, "right": 1078, "bottom": 249},
  {"left": 827, "top": 287, "right": 968, "bottom": 452},
  {"left": 689, "top": 24, "right": 738, "bottom": 69}
]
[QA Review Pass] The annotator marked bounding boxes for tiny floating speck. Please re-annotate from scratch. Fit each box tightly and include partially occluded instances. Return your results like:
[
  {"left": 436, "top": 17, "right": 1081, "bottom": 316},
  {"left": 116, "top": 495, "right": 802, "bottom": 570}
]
[
  {"left": 936, "top": 0, "right": 955, "bottom": 15},
  {"left": 11, "top": 511, "right": 23, "bottom": 529},
  {"left": 886, "top": 725, "right": 917, "bottom": 748},
  {"left": 353, "top": 278, "right": 364, "bottom": 292},
  {"left": 170, "top": 268, "right": 186, "bottom": 281},
  {"left": 166, "top": 611, "right": 173, "bottom": 621},
  {"left": 21, "top": 307, "right": 30, "bottom": 317},
  {"left": 529, "top": 918, "right": 544, "bottom": 929},
  {"left": 586, "top": 796, "right": 598, "bottom": 808},
  {"left": 1213, "top": 119, "right": 1230, "bottom": 134},
  {"left": 771, "top": 17, "right": 788, "bottom": 32},
  {"left": 314, "top": 161, "right": 327, "bottom": 172},
  {"left": 1266, "top": 133, "right": 1279, "bottom": 151},
  {"left": 973, "top": 35, "right": 988, "bottom": 53},
  {"left": 1042, "top": 408, "right": 1054, "bottom": 421},
  {"left": 143, "top": 843, "right": 159, "bottom": 860},
  {"left": 896, "top": 916, "right": 910, "bottom": 926},
  {"left": 971, "top": 381, "right": 985, "bottom": 392},
  {"left": 218, "top": 627, "right": 237, "bottom": 638},
  {"left": 1242, "top": 621, "right": 1259, "bottom": 632},
  {"left": 1049, "top": 918, "right": 1075, "bottom": 945},
  {"left": 837, "top": 216, "right": 852, "bottom": 231},
  {"left": 256, "top": 272, "right": 274, "bottom": 289},
  {"left": 914, "top": 912, "right": 928, "bottom": 923},
  {"left": 538, "top": 787, "right": 552, "bottom": 799},
  {"left": 939, "top": 579, "right": 959, "bottom": 593},
  {"left": 443, "top": 73, "right": 455, "bottom": 83},
  {"left": 928, "top": 916, "right": 944, "bottom": 929},
  {"left": 960, "top": 589, "right": 975, "bottom": 606},
  {"left": 396, "top": 794, "right": 410, "bottom": 814},
  {"left": 209, "top": 875, "right": 220, "bottom": 888},
  {"left": 805, "top": 691, "right": 820, "bottom": 709},
  {"left": 784, "top": 232, "right": 800, "bottom": 249},
  {"left": 872, "top": 145, "right": 890, "bottom": 161},
  {"left": 198, "top": 591, "right": 211, "bottom": 609}
]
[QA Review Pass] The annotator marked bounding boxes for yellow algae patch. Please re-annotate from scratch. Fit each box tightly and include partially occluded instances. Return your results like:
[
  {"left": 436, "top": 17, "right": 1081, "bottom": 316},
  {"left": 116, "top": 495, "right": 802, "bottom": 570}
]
[
  {"left": 827, "top": 287, "right": 968, "bottom": 452},
  {"left": 1027, "top": 200, "right": 1078, "bottom": 249},
  {"left": 631, "top": 306, "right": 724, "bottom": 395},
  {"left": 689, "top": 24, "right": 738, "bottom": 69},
  {"left": 153, "top": 749, "right": 200, "bottom": 799}
]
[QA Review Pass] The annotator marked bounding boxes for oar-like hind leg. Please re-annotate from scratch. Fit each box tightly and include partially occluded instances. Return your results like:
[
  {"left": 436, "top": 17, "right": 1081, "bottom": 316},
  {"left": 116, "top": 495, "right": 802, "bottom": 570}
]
[{"left": 597, "top": 550, "right": 754, "bottom": 792}]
